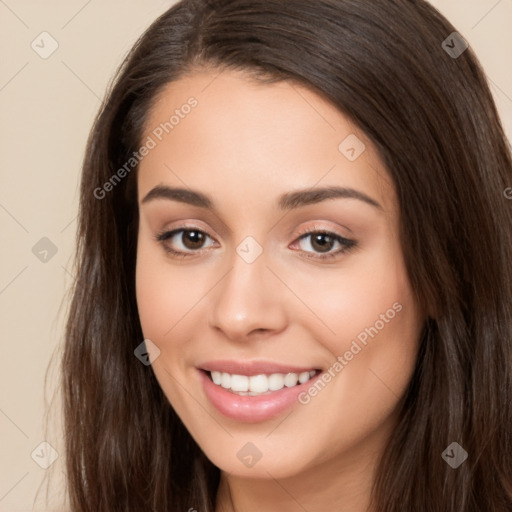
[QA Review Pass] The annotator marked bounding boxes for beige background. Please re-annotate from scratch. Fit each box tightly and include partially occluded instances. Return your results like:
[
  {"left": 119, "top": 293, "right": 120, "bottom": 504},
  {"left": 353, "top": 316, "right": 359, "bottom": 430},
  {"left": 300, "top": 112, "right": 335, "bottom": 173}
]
[{"left": 1, "top": 1, "right": 511, "bottom": 510}]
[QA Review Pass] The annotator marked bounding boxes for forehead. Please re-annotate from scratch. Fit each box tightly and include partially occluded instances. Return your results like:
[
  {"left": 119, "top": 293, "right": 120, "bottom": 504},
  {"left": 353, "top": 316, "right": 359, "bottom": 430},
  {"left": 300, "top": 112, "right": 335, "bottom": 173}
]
[{"left": 137, "top": 68, "right": 396, "bottom": 216}]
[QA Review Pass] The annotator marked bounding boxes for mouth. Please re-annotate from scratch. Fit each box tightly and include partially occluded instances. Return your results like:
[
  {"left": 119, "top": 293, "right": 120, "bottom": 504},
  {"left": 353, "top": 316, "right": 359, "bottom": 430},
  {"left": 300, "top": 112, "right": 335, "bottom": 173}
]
[
  {"left": 203, "top": 369, "right": 321, "bottom": 396},
  {"left": 197, "top": 362, "right": 324, "bottom": 423}
]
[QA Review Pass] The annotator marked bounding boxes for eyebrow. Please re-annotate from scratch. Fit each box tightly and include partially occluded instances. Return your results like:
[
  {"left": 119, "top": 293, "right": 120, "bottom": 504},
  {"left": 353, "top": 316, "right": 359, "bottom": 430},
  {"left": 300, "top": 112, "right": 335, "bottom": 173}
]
[{"left": 141, "top": 184, "right": 383, "bottom": 211}]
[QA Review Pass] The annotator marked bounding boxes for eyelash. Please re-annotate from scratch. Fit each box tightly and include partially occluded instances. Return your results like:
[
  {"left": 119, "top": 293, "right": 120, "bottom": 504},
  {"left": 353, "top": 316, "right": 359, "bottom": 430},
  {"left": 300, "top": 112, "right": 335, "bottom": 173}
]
[{"left": 153, "top": 225, "right": 357, "bottom": 261}]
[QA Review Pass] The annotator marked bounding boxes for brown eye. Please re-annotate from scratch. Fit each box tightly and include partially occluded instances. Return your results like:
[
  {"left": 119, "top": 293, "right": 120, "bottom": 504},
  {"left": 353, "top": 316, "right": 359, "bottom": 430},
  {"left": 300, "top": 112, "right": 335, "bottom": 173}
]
[
  {"left": 180, "top": 230, "right": 206, "bottom": 250},
  {"left": 293, "top": 228, "right": 357, "bottom": 261},
  {"left": 308, "top": 233, "right": 336, "bottom": 253},
  {"left": 154, "top": 228, "right": 216, "bottom": 258}
]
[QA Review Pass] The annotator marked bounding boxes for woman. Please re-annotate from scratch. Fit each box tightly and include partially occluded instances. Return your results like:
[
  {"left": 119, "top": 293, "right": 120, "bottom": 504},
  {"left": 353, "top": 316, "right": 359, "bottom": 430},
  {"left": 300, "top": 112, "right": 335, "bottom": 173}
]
[{"left": 61, "top": 0, "right": 512, "bottom": 510}]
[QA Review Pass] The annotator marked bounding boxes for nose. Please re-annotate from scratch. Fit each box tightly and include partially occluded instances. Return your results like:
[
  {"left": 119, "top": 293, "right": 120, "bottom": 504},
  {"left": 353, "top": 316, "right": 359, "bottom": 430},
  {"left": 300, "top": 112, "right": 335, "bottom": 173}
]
[{"left": 208, "top": 246, "right": 288, "bottom": 342}]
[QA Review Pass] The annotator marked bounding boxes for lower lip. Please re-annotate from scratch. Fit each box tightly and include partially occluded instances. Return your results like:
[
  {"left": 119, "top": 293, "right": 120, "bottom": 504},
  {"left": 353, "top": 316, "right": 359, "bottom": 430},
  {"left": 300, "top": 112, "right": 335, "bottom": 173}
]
[{"left": 199, "top": 369, "right": 321, "bottom": 423}]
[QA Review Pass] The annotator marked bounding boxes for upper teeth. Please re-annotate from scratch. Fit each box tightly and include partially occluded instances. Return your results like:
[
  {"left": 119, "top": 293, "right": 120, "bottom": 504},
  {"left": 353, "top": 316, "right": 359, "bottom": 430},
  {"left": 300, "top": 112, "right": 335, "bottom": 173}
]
[{"left": 210, "top": 370, "right": 317, "bottom": 395}]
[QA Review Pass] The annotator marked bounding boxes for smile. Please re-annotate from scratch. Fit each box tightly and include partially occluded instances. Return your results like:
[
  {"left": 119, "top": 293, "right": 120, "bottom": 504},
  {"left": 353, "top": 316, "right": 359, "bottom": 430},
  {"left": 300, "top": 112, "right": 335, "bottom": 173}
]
[
  {"left": 208, "top": 370, "right": 319, "bottom": 395},
  {"left": 198, "top": 361, "right": 324, "bottom": 422}
]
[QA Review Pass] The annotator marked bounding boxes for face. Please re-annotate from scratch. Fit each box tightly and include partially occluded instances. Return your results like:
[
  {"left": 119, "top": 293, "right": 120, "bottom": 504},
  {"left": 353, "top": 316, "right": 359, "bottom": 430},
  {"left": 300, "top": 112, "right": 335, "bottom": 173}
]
[{"left": 135, "top": 68, "right": 425, "bottom": 480}]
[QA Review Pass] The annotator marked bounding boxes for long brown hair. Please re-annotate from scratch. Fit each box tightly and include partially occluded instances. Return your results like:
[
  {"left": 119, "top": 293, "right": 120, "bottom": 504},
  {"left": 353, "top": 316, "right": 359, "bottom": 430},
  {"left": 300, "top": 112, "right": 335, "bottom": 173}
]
[{"left": 57, "top": 0, "right": 512, "bottom": 510}]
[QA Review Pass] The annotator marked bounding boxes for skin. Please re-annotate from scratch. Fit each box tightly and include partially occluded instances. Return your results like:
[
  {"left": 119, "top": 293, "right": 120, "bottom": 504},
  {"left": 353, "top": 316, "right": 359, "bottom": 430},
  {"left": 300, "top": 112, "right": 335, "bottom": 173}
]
[{"left": 135, "top": 67, "right": 425, "bottom": 512}]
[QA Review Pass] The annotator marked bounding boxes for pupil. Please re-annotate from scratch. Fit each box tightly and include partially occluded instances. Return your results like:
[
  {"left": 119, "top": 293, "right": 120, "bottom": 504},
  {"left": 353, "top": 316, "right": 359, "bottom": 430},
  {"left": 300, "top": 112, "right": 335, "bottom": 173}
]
[
  {"left": 312, "top": 233, "right": 333, "bottom": 253},
  {"left": 184, "top": 230, "right": 204, "bottom": 249}
]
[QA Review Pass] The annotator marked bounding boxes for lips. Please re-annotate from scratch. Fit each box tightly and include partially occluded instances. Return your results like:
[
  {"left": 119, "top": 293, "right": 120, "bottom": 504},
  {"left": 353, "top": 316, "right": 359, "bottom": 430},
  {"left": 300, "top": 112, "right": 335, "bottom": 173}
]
[{"left": 197, "top": 360, "right": 323, "bottom": 422}]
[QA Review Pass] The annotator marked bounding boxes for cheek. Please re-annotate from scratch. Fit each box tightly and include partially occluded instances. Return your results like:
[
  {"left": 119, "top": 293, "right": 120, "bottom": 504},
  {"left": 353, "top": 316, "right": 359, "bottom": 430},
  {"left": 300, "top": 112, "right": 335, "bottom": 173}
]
[
  {"left": 135, "top": 239, "right": 202, "bottom": 341},
  {"left": 290, "top": 239, "right": 412, "bottom": 347},
  {"left": 135, "top": 245, "right": 168, "bottom": 339},
  {"left": 135, "top": 242, "right": 199, "bottom": 408},
  {"left": 296, "top": 237, "right": 422, "bottom": 401}
]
